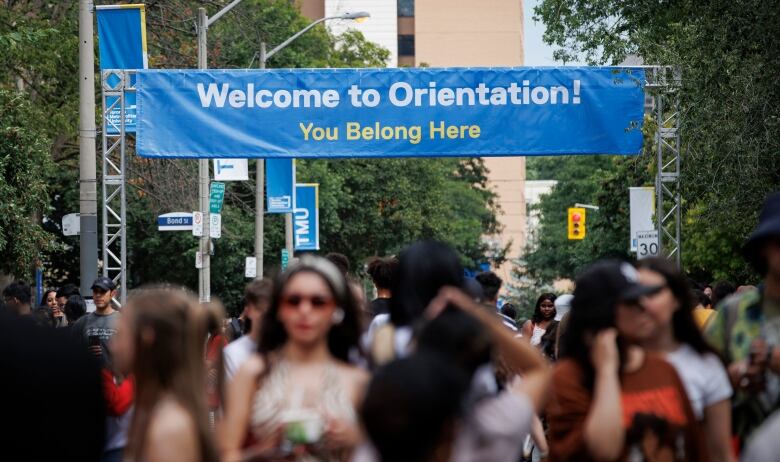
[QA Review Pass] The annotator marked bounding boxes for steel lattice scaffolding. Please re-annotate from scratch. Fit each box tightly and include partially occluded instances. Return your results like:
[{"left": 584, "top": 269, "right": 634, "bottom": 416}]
[
  {"left": 645, "top": 66, "right": 682, "bottom": 268},
  {"left": 100, "top": 69, "right": 134, "bottom": 305}
]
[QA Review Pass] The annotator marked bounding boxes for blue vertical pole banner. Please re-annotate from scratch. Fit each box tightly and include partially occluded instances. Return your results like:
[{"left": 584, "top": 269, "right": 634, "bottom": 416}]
[
  {"left": 266, "top": 158, "right": 296, "bottom": 213},
  {"left": 96, "top": 4, "right": 148, "bottom": 134},
  {"left": 136, "top": 67, "right": 646, "bottom": 158},
  {"left": 294, "top": 184, "right": 319, "bottom": 251}
]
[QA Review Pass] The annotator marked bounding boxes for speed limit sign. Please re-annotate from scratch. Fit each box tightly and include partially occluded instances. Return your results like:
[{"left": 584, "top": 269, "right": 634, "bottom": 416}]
[{"left": 636, "top": 230, "right": 660, "bottom": 260}]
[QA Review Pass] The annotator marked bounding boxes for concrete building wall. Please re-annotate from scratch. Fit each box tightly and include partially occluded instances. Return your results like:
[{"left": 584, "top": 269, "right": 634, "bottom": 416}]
[
  {"left": 410, "top": 0, "right": 526, "bottom": 286},
  {"left": 413, "top": 0, "right": 524, "bottom": 67}
]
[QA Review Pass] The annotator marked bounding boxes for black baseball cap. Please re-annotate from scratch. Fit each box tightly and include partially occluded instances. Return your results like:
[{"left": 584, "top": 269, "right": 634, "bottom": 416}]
[
  {"left": 90, "top": 277, "right": 116, "bottom": 291},
  {"left": 573, "top": 260, "right": 662, "bottom": 311}
]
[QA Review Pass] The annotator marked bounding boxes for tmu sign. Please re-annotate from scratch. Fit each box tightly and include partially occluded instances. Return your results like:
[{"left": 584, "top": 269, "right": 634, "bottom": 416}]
[{"left": 293, "top": 184, "right": 319, "bottom": 251}]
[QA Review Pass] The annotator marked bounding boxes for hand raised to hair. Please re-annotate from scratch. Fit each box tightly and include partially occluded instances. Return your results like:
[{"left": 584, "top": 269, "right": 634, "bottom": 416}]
[
  {"left": 590, "top": 329, "right": 619, "bottom": 374},
  {"left": 425, "top": 286, "right": 477, "bottom": 320}
]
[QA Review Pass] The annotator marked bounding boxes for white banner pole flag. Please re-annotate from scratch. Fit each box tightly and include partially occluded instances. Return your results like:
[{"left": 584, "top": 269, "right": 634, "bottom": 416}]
[
  {"left": 629, "top": 187, "right": 655, "bottom": 252},
  {"left": 213, "top": 159, "right": 249, "bottom": 181}
]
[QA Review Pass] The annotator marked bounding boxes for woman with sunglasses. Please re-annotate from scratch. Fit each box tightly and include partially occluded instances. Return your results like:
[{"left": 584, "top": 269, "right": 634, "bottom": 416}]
[
  {"left": 635, "top": 258, "right": 734, "bottom": 462},
  {"left": 221, "top": 256, "right": 367, "bottom": 461}
]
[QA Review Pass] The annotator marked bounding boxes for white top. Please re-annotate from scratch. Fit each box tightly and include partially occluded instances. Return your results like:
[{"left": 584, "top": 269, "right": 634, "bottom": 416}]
[
  {"left": 362, "top": 314, "right": 413, "bottom": 359},
  {"left": 665, "top": 343, "right": 732, "bottom": 419},
  {"left": 451, "top": 391, "right": 533, "bottom": 461},
  {"left": 529, "top": 324, "right": 546, "bottom": 347},
  {"left": 223, "top": 335, "right": 257, "bottom": 381}
]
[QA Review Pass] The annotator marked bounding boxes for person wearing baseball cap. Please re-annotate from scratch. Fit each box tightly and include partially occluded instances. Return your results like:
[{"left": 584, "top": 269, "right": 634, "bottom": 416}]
[
  {"left": 71, "top": 277, "right": 129, "bottom": 461},
  {"left": 705, "top": 192, "right": 780, "bottom": 445},
  {"left": 547, "top": 260, "right": 705, "bottom": 461}
]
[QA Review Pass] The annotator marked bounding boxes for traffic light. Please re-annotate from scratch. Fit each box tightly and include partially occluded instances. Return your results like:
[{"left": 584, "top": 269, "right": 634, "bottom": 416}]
[{"left": 568, "top": 207, "right": 586, "bottom": 240}]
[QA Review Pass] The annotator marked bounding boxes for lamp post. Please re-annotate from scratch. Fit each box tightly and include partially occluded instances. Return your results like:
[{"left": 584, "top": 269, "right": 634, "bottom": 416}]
[
  {"left": 196, "top": 4, "right": 368, "bottom": 300},
  {"left": 255, "top": 11, "right": 370, "bottom": 275}
]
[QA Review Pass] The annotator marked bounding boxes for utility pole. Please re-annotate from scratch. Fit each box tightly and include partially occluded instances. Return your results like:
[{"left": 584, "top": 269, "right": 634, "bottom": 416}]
[
  {"left": 255, "top": 42, "right": 266, "bottom": 279},
  {"left": 197, "top": 8, "right": 211, "bottom": 302},
  {"left": 78, "top": 0, "right": 98, "bottom": 296}
]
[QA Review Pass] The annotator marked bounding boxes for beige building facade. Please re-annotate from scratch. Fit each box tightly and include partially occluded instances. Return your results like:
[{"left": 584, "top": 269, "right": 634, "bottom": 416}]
[{"left": 299, "top": 0, "right": 527, "bottom": 286}]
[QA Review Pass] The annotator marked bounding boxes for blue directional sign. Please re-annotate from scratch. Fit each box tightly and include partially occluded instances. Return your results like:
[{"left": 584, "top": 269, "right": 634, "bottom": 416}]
[
  {"left": 267, "top": 158, "right": 295, "bottom": 213},
  {"left": 158, "top": 212, "right": 193, "bottom": 231}
]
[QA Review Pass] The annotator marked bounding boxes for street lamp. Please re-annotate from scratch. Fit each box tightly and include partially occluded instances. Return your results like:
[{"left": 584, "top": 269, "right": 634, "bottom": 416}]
[
  {"left": 256, "top": 11, "right": 371, "bottom": 278},
  {"left": 196, "top": 3, "right": 369, "bottom": 301}
]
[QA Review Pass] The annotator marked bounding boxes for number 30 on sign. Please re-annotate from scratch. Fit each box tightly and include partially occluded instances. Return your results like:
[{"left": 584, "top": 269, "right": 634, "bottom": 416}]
[{"left": 636, "top": 230, "right": 659, "bottom": 260}]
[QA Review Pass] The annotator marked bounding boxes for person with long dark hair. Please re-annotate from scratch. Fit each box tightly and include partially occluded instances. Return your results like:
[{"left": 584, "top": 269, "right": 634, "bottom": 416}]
[
  {"left": 547, "top": 260, "right": 705, "bottom": 461},
  {"left": 221, "top": 256, "right": 368, "bottom": 461},
  {"left": 111, "top": 286, "right": 218, "bottom": 462},
  {"left": 521, "top": 293, "right": 557, "bottom": 347},
  {"left": 365, "top": 241, "right": 465, "bottom": 367},
  {"left": 635, "top": 258, "right": 734, "bottom": 462}
]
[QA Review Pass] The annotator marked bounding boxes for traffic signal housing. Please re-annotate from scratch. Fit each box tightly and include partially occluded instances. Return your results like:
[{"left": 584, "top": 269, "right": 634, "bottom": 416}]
[{"left": 568, "top": 207, "right": 586, "bottom": 240}]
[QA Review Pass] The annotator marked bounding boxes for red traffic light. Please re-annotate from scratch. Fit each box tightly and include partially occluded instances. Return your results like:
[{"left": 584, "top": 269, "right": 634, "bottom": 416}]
[{"left": 572, "top": 213, "right": 582, "bottom": 222}]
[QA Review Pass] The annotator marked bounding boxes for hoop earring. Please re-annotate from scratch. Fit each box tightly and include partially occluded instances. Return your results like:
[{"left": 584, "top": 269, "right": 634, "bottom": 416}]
[{"left": 331, "top": 308, "right": 345, "bottom": 325}]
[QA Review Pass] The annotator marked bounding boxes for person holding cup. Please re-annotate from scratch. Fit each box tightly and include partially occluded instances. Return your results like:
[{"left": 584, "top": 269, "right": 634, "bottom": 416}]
[{"left": 221, "top": 256, "right": 367, "bottom": 461}]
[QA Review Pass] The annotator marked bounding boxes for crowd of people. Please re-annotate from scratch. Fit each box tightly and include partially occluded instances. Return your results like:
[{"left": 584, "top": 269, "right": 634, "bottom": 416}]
[{"left": 3, "top": 191, "right": 780, "bottom": 462}]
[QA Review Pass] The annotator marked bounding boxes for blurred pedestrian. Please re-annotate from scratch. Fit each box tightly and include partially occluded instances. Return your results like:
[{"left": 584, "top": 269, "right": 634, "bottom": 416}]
[
  {"left": 111, "top": 286, "right": 218, "bottom": 462},
  {"left": 205, "top": 301, "right": 227, "bottom": 431},
  {"left": 711, "top": 280, "right": 736, "bottom": 308},
  {"left": 1, "top": 310, "right": 106, "bottom": 460},
  {"left": 692, "top": 289, "right": 715, "bottom": 328},
  {"left": 63, "top": 294, "right": 87, "bottom": 325},
  {"left": 326, "top": 252, "right": 351, "bottom": 278},
  {"left": 2, "top": 281, "right": 32, "bottom": 316},
  {"left": 705, "top": 192, "right": 780, "bottom": 445},
  {"left": 521, "top": 293, "right": 557, "bottom": 348},
  {"left": 636, "top": 257, "right": 734, "bottom": 462},
  {"left": 475, "top": 271, "right": 503, "bottom": 309},
  {"left": 32, "top": 305, "right": 55, "bottom": 328},
  {"left": 357, "top": 353, "right": 466, "bottom": 462},
  {"left": 223, "top": 278, "right": 272, "bottom": 382},
  {"left": 42, "top": 288, "right": 67, "bottom": 327},
  {"left": 365, "top": 241, "right": 464, "bottom": 367},
  {"left": 366, "top": 256, "right": 398, "bottom": 319},
  {"left": 71, "top": 277, "right": 127, "bottom": 461},
  {"left": 221, "top": 256, "right": 367, "bottom": 461},
  {"left": 56, "top": 283, "right": 80, "bottom": 314},
  {"left": 547, "top": 260, "right": 705, "bottom": 461}
]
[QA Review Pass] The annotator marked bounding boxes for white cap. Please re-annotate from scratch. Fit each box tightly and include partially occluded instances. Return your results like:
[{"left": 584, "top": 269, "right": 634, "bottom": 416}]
[{"left": 554, "top": 294, "right": 574, "bottom": 321}]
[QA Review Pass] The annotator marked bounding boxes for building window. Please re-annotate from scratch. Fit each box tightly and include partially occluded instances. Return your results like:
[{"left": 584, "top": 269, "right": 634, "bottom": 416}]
[
  {"left": 398, "top": 0, "right": 414, "bottom": 17},
  {"left": 398, "top": 34, "right": 415, "bottom": 56}
]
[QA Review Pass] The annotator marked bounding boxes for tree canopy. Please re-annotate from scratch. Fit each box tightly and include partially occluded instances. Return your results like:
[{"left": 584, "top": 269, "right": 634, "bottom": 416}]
[
  {"left": 1, "top": 0, "right": 501, "bottom": 312},
  {"left": 525, "top": 0, "right": 780, "bottom": 286}
]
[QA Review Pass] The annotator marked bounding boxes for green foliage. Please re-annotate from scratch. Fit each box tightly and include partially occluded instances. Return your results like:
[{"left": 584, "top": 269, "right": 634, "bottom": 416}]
[
  {"left": 523, "top": 155, "right": 651, "bottom": 281},
  {"left": 534, "top": 0, "right": 780, "bottom": 283},
  {"left": 0, "top": 90, "right": 55, "bottom": 277},
  {"left": 0, "top": 1, "right": 498, "bottom": 312}
]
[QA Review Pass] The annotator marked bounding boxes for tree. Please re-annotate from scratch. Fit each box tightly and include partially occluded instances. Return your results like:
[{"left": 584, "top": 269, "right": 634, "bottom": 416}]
[
  {"left": 0, "top": 90, "right": 55, "bottom": 278},
  {"left": 521, "top": 154, "right": 651, "bottom": 282},
  {"left": 1, "top": 0, "right": 501, "bottom": 310},
  {"left": 534, "top": 0, "right": 780, "bottom": 283}
]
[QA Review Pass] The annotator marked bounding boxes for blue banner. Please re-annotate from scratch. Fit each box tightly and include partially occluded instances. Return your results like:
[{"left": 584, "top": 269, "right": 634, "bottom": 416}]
[
  {"left": 97, "top": 5, "right": 148, "bottom": 134},
  {"left": 136, "top": 67, "right": 645, "bottom": 158},
  {"left": 294, "top": 184, "right": 319, "bottom": 251},
  {"left": 267, "top": 158, "right": 296, "bottom": 213}
]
